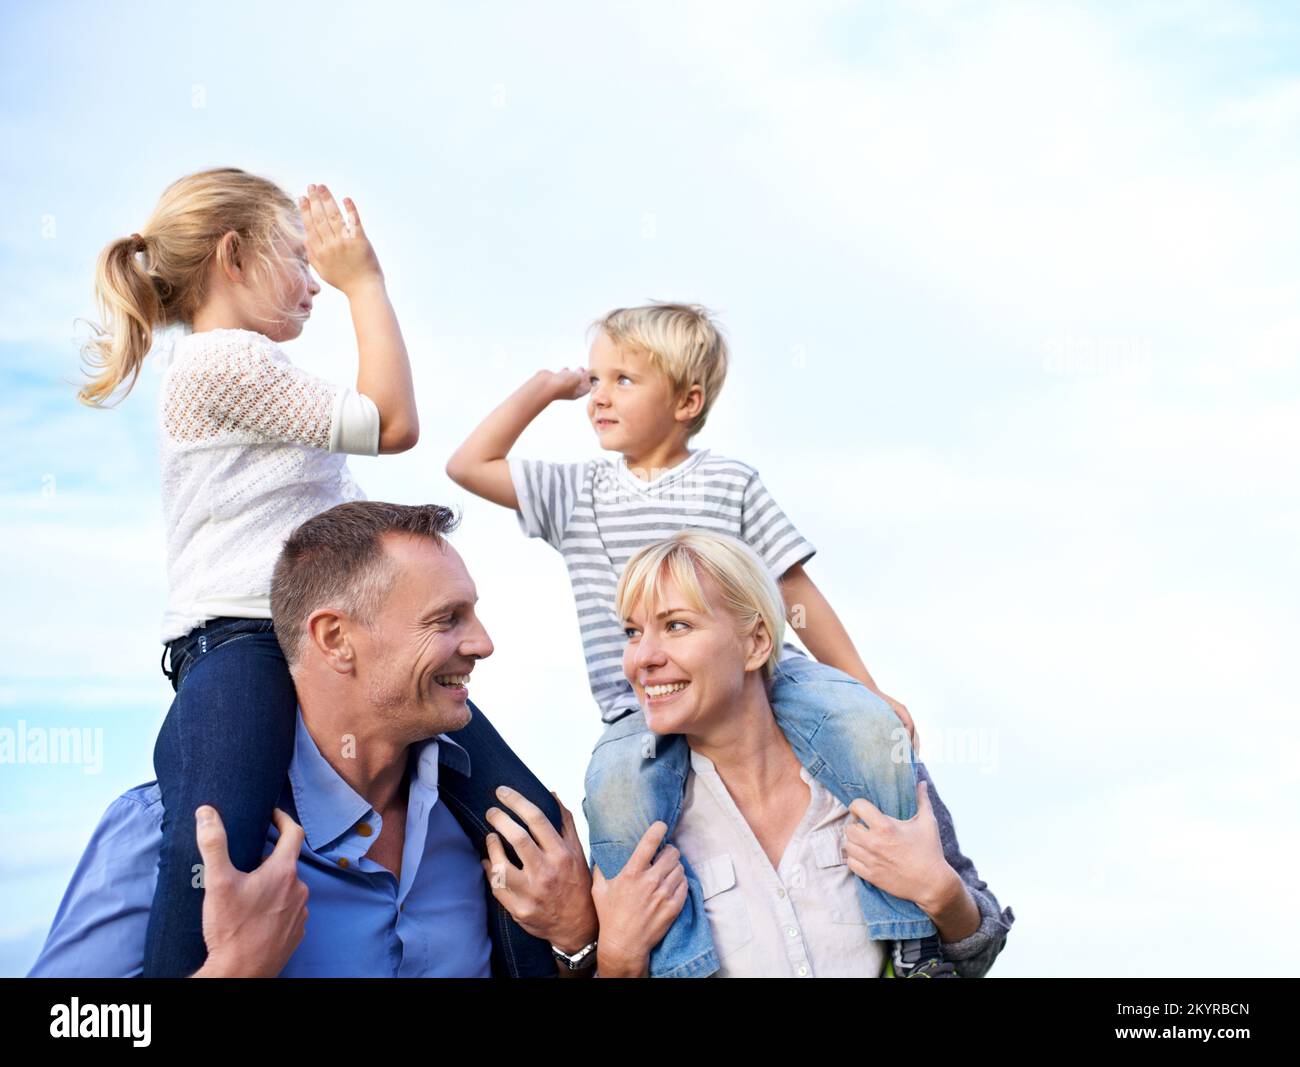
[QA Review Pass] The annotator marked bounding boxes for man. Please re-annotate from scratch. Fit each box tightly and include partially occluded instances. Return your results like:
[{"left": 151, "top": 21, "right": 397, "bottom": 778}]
[{"left": 29, "top": 502, "right": 599, "bottom": 977}]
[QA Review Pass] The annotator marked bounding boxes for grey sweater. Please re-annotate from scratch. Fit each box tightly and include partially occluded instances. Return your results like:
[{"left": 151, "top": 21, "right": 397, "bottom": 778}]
[{"left": 916, "top": 761, "right": 1016, "bottom": 977}]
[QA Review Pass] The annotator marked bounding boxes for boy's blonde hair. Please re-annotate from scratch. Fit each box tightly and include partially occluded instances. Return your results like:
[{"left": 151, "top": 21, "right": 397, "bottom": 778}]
[
  {"left": 615, "top": 528, "right": 785, "bottom": 683},
  {"left": 78, "top": 167, "right": 303, "bottom": 407},
  {"left": 591, "top": 302, "right": 729, "bottom": 437}
]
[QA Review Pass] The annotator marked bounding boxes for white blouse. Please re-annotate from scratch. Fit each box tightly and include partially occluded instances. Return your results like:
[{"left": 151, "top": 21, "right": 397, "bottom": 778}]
[
  {"left": 673, "top": 748, "right": 887, "bottom": 978},
  {"left": 156, "top": 328, "right": 380, "bottom": 642}
]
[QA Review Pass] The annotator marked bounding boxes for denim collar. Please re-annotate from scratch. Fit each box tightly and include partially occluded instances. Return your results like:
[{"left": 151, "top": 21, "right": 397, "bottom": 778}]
[{"left": 287, "top": 706, "right": 471, "bottom": 853}]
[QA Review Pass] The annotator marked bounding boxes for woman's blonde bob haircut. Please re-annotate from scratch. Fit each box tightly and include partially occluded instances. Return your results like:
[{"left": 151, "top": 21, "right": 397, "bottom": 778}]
[
  {"left": 615, "top": 528, "right": 786, "bottom": 683},
  {"left": 591, "top": 302, "right": 729, "bottom": 437}
]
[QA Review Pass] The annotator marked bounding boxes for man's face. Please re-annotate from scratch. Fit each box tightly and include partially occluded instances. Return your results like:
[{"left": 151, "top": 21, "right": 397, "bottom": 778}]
[{"left": 353, "top": 534, "right": 492, "bottom": 741}]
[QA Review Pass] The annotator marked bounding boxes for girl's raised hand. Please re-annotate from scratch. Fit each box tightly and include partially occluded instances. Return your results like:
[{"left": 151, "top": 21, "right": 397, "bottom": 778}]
[{"left": 298, "top": 183, "right": 383, "bottom": 296}]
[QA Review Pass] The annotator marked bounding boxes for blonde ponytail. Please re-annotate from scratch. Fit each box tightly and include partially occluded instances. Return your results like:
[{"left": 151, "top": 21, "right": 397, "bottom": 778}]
[
  {"left": 78, "top": 235, "right": 163, "bottom": 406},
  {"left": 77, "top": 167, "right": 300, "bottom": 407}
]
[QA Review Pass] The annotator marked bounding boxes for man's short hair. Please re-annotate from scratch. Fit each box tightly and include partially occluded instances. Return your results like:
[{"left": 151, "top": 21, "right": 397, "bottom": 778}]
[{"left": 270, "top": 501, "right": 460, "bottom": 669}]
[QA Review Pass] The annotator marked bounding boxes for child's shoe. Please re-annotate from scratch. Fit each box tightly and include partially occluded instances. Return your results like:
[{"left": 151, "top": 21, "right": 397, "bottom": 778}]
[{"left": 888, "top": 935, "right": 959, "bottom": 978}]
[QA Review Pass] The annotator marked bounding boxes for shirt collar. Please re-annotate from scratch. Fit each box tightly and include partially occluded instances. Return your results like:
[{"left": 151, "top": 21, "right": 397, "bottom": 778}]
[
  {"left": 616, "top": 447, "right": 709, "bottom": 491},
  {"left": 690, "top": 746, "right": 814, "bottom": 788},
  {"left": 287, "top": 706, "right": 471, "bottom": 852}
]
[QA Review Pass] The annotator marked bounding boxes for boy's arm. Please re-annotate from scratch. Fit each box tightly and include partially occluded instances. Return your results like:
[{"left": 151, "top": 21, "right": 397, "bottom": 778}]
[
  {"left": 445, "top": 368, "right": 588, "bottom": 510},
  {"left": 778, "top": 562, "right": 918, "bottom": 745},
  {"left": 779, "top": 562, "right": 876, "bottom": 685}
]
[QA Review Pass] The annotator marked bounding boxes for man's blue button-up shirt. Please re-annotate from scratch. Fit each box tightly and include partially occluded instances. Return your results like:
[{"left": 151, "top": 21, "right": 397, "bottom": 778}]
[{"left": 29, "top": 708, "right": 492, "bottom": 977}]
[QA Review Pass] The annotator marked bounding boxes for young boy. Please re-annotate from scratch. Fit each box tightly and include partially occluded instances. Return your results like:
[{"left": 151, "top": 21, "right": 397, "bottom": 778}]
[{"left": 446, "top": 302, "right": 952, "bottom": 978}]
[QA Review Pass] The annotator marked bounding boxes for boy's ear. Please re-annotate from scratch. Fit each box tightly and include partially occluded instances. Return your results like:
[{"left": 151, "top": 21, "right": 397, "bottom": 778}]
[{"left": 675, "top": 383, "right": 705, "bottom": 423}]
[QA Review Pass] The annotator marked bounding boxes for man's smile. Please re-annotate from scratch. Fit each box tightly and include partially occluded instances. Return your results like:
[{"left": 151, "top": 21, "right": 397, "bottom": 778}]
[{"left": 433, "top": 671, "right": 471, "bottom": 695}]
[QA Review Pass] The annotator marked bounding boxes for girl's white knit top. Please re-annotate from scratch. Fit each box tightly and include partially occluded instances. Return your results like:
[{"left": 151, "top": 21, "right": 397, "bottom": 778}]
[{"left": 156, "top": 327, "right": 380, "bottom": 643}]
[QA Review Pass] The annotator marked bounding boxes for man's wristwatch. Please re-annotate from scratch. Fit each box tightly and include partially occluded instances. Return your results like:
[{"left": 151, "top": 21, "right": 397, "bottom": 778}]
[{"left": 551, "top": 939, "right": 598, "bottom": 971}]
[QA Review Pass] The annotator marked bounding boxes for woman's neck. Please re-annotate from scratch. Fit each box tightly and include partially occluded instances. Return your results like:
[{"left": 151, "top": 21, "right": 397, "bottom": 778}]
[{"left": 686, "top": 677, "right": 801, "bottom": 802}]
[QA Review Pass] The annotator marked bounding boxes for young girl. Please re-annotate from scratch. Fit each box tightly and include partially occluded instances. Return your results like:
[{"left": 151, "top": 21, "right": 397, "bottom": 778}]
[{"left": 79, "top": 168, "right": 421, "bottom": 976}]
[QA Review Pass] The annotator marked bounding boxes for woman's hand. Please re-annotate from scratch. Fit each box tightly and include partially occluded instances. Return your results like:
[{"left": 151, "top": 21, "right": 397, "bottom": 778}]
[
  {"left": 590, "top": 821, "right": 687, "bottom": 978},
  {"left": 844, "top": 780, "right": 952, "bottom": 914},
  {"left": 538, "top": 366, "right": 591, "bottom": 403},
  {"left": 299, "top": 183, "right": 383, "bottom": 296}
]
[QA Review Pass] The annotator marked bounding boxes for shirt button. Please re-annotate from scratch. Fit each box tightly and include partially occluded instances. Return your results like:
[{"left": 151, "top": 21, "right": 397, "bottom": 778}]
[
  {"left": 777, "top": 888, "right": 786, "bottom": 899},
  {"left": 337, "top": 857, "right": 350, "bottom": 868},
  {"left": 356, "top": 822, "right": 373, "bottom": 837},
  {"left": 786, "top": 927, "right": 798, "bottom": 938},
  {"left": 796, "top": 965, "right": 809, "bottom": 977}
]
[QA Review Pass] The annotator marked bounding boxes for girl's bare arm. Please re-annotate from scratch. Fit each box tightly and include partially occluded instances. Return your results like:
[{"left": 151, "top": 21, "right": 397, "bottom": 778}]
[{"left": 300, "top": 184, "right": 418, "bottom": 454}]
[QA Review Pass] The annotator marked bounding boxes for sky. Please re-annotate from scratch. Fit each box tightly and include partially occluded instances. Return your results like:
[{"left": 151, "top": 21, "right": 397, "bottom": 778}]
[{"left": 1, "top": 0, "right": 1298, "bottom": 977}]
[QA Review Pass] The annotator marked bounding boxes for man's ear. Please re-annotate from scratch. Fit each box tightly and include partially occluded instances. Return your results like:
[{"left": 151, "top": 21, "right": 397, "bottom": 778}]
[{"left": 306, "top": 609, "right": 355, "bottom": 675}]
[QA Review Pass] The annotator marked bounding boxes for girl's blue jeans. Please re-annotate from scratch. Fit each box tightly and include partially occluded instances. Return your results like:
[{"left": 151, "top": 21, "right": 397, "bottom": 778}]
[
  {"left": 582, "top": 652, "right": 937, "bottom": 978},
  {"left": 144, "top": 615, "right": 568, "bottom": 978},
  {"left": 144, "top": 617, "right": 298, "bottom": 977}
]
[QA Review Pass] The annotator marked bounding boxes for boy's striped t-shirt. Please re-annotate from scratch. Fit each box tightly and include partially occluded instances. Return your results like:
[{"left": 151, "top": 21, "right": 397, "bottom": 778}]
[{"left": 507, "top": 448, "right": 816, "bottom": 724}]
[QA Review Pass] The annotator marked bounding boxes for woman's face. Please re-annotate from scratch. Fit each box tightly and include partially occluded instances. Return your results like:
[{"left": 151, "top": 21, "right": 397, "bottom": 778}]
[{"left": 621, "top": 566, "right": 769, "bottom": 736}]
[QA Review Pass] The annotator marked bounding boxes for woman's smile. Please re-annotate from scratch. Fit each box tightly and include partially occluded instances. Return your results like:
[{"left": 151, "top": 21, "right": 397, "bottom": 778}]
[{"left": 643, "top": 680, "right": 690, "bottom": 704}]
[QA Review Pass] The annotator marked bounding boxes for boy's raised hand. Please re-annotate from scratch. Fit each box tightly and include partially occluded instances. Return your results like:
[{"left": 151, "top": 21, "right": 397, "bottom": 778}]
[
  {"left": 299, "top": 183, "right": 383, "bottom": 296},
  {"left": 541, "top": 366, "right": 591, "bottom": 402}
]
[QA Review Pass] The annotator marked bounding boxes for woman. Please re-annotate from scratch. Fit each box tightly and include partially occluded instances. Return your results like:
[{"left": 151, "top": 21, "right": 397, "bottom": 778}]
[{"left": 588, "top": 529, "right": 1014, "bottom": 978}]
